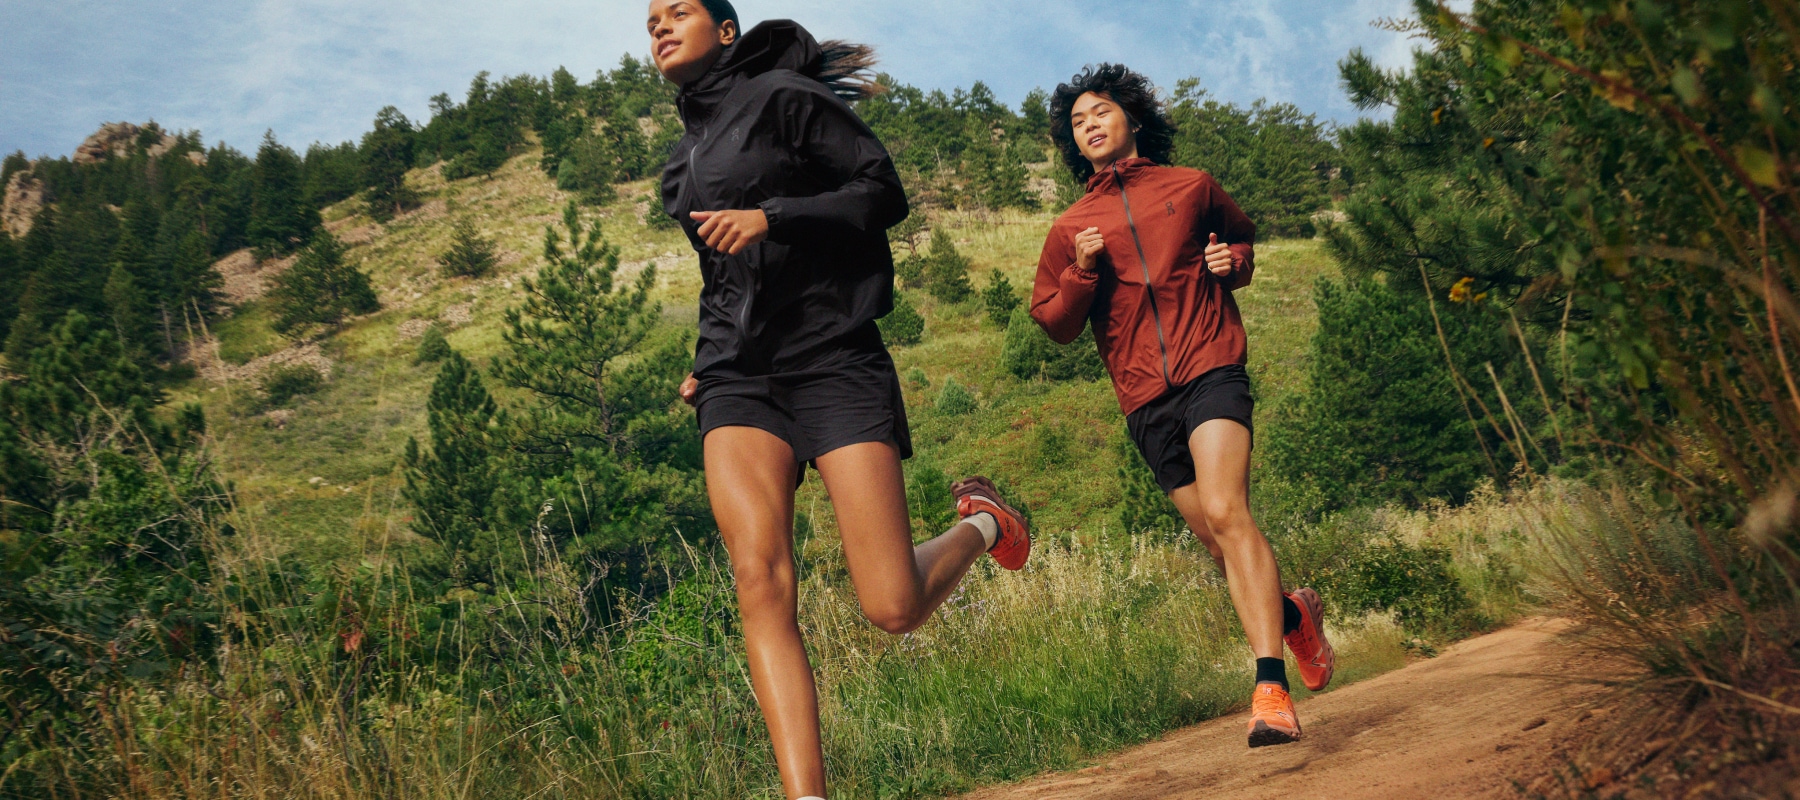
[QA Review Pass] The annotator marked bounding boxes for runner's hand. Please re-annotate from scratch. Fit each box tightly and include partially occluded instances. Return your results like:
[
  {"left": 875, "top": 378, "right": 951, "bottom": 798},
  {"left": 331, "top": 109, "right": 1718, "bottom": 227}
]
[
  {"left": 678, "top": 373, "right": 698, "bottom": 406},
  {"left": 690, "top": 209, "right": 769, "bottom": 255},
  {"left": 1205, "top": 233, "right": 1234, "bottom": 277},
  {"left": 1073, "top": 227, "right": 1105, "bottom": 273}
]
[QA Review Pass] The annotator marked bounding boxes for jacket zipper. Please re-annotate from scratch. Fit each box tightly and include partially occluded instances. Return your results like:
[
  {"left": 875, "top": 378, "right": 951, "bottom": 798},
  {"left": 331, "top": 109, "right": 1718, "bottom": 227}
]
[
  {"left": 686, "top": 126, "right": 756, "bottom": 341},
  {"left": 1113, "top": 163, "right": 1173, "bottom": 389}
]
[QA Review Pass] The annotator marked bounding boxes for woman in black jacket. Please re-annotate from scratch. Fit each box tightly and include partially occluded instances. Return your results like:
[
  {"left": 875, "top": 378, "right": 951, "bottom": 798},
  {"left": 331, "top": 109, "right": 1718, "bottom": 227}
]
[{"left": 648, "top": 2, "right": 1030, "bottom": 796}]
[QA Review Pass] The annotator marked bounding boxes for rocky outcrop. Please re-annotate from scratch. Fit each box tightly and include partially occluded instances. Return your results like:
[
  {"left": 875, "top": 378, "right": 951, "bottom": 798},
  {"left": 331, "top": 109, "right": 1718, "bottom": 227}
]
[
  {"left": 2, "top": 171, "right": 44, "bottom": 239},
  {"left": 2, "top": 123, "right": 211, "bottom": 239},
  {"left": 73, "top": 121, "right": 181, "bottom": 164}
]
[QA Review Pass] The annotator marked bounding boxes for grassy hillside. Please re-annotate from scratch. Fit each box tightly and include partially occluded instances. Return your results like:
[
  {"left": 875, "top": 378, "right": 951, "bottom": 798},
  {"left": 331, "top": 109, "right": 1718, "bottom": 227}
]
[
  {"left": 43, "top": 144, "right": 1545, "bottom": 800},
  {"left": 172, "top": 146, "right": 1338, "bottom": 561}
]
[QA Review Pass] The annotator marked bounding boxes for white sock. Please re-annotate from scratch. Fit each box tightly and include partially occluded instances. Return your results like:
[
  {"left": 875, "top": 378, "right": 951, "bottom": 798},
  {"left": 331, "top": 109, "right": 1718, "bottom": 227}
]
[
  {"left": 962, "top": 510, "right": 999, "bottom": 549},
  {"left": 797, "top": 796, "right": 827, "bottom": 800}
]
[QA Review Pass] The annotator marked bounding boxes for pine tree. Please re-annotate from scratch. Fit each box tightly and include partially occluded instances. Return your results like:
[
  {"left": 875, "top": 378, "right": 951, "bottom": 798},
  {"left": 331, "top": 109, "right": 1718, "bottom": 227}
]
[
  {"left": 483, "top": 202, "right": 703, "bottom": 592},
  {"left": 965, "top": 136, "right": 1036, "bottom": 211},
  {"left": 102, "top": 230, "right": 157, "bottom": 356},
  {"left": 403, "top": 351, "right": 501, "bottom": 567},
  {"left": 1001, "top": 307, "right": 1105, "bottom": 382},
  {"left": 248, "top": 131, "right": 319, "bottom": 257},
  {"left": 981, "top": 270, "right": 1020, "bottom": 327},
  {"left": 556, "top": 134, "right": 619, "bottom": 206},
  {"left": 415, "top": 323, "right": 452, "bottom": 364},
  {"left": 301, "top": 141, "right": 363, "bottom": 207},
  {"left": 923, "top": 228, "right": 973, "bottom": 302},
  {"left": 361, "top": 106, "right": 417, "bottom": 221},
  {"left": 493, "top": 201, "right": 660, "bottom": 454},
  {"left": 878, "top": 291, "right": 925, "bottom": 346},
  {"left": 0, "top": 231, "right": 18, "bottom": 343},
  {"left": 438, "top": 215, "right": 498, "bottom": 278},
  {"left": 268, "top": 231, "right": 379, "bottom": 336},
  {"left": 1262, "top": 278, "right": 1522, "bottom": 514},
  {"left": 0, "top": 150, "right": 27, "bottom": 189}
]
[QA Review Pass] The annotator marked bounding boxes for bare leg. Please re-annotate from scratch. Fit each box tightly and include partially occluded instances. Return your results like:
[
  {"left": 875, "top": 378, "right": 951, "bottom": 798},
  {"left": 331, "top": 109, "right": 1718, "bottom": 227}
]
[
  {"left": 813, "top": 441, "right": 988, "bottom": 635},
  {"left": 1166, "top": 419, "right": 1285, "bottom": 660},
  {"left": 704, "top": 427, "right": 824, "bottom": 799},
  {"left": 707, "top": 434, "right": 989, "bottom": 798}
]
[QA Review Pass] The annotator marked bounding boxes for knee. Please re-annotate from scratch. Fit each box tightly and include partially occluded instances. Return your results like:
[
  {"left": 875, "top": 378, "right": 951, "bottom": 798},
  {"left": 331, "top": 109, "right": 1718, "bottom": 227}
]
[
  {"left": 730, "top": 556, "right": 796, "bottom": 614},
  {"left": 859, "top": 598, "right": 923, "bottom": 636},
  {"left": 1200, "top": 497, "right": 1251, "bottom": 538}
]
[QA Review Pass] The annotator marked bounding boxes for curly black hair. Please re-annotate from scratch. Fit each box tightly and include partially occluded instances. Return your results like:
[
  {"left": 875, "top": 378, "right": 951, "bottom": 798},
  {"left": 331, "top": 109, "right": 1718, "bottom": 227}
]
[{"left": 1050, "top": 64, "right": 1176, "bottom": 187}]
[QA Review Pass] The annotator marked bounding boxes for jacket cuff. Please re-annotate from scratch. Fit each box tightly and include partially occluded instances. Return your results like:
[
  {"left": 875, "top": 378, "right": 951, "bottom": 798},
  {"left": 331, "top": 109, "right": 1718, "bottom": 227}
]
[
  {"left": 758, "top": 198, "right": 792, "bottom": 240},
  {"left": 1228, "top": 243, "right": 1254, "bottom": 273}
]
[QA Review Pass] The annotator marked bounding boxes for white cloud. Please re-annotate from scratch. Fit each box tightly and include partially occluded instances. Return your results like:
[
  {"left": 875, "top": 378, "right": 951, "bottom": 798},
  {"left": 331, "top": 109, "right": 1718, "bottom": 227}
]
[{"left": 1, "top": 0, "right": 1430, "bottom": 158}]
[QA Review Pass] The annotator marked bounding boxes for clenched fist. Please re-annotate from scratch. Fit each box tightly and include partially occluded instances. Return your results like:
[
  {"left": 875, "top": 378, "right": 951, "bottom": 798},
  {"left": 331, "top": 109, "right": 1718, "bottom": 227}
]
[
  {"left": 1073, "top": 226, "right": 1106, "bottom": 273},
  {"left": 690, "top": 209, "right": 769, "bottom": 255},
  {"left": 1204, "top": 233, "right": 1234, "bottom": 277},
  {"left": 678, "top": 373, "right": 699, "bottom": 406}
]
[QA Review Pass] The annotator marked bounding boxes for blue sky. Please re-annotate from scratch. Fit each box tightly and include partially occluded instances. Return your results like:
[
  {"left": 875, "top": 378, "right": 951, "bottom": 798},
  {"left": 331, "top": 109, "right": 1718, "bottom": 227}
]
[{"left": 0, "top": 0, "right": 1451, "bottom": 159}]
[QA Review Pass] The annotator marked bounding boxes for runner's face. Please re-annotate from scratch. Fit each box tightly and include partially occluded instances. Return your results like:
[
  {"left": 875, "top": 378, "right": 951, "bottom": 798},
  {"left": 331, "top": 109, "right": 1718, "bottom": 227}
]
[
  {"left": 1069, "top": 92, "right": 1139, "bottom": 170},
  {"left": 647, "top": 0, "right": 737, "bottom": 86}
]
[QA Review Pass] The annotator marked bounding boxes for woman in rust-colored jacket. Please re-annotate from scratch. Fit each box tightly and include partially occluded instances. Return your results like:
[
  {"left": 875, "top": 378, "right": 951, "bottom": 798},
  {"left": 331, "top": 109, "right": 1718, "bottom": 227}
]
[{"left": 1031, "top": 64, "right": 1334, "bottom": 750}]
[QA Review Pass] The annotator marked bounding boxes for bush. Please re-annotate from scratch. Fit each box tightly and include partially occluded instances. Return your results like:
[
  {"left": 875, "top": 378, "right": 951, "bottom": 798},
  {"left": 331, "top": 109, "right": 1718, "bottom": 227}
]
[
  {"left": 981, "top": 270, "right": 1020, "bottom": 328},
  {"left": 1032, "top": 423, "right": 1071, "bottom": 468},
  {"left": 1262, "top": 277, "right": 1528, "bottom": 517},
  {"left": 415, "top": 324, "right": 452, "bottom": 364},
  {"left": 1116, "top": 433, "right": 1182, "bottom": 534},
  {"left": 439, "top": 216, "right": 498, "bottom": 278},
  {"left": 261, "top": 363, "right": 325, "bottom": 406},
  {"left": 879, "top": 291, "right": 925, "bottom": 346},
  {"left": 905, "top": 461, "right": 956, "bottom": 532},
  {"left": 1271, "top": 508, "right": 1476, "bottom": 638},
  {"left": 935, "top": 379, "right": 977, "bottom": 415},
  {"left": 1001, "top": 307, "right": 1105, "bottom": 381}
]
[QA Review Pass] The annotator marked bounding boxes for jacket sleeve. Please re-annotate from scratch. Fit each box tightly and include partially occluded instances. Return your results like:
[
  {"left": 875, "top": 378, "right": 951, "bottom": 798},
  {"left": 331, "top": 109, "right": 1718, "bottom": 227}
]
[
  {"left": 1029, "top": 224, "right": 1100, "bottom": 345},
  {"left": 1203, "top": 176, "right": 1258, "bottom": 291},
  {"left": 757, "top": 80, "right": 909, "bottom": 242}
]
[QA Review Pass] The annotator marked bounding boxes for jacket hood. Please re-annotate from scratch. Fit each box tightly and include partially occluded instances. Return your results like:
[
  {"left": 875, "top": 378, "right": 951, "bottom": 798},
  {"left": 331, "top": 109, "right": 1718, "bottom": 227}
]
[
  {"left": 1084, "top": 157, "right": 1159, "bottom": 194},
  {"left": 677, "top": 20, "right": 823, "bottom": 123}
]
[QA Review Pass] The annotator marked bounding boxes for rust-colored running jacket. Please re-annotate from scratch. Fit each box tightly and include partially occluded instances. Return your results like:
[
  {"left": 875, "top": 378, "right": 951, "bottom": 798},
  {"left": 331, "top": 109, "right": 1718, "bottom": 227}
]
[{"left": 1030, "top": 157, "right": 1257, "bottom": 415}]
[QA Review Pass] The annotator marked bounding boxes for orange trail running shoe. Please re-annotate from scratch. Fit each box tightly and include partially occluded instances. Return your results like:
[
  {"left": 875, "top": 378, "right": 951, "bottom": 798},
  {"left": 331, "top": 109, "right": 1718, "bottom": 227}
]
[
  {"left": 952, "top": 476, "right": 1031, "bottom": 571},
  {"left": 1247, "top": 683, "right": 1301, "bottom": 748},
  {"left": 1285, "top": 587, "right": 1336, "bottom": 692}
]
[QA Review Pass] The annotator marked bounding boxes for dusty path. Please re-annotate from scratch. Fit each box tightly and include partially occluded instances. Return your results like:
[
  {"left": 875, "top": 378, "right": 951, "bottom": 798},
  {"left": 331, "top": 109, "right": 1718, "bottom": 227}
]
[{"left": 962, "top": 617, "right": 1608, "bottom": 800}]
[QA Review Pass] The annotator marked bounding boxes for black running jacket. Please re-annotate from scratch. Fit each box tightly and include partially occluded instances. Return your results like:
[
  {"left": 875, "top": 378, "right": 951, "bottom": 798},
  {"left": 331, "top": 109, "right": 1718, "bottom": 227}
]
[{"left": 661, "top": 20, "right": 909, "bottom": 379}]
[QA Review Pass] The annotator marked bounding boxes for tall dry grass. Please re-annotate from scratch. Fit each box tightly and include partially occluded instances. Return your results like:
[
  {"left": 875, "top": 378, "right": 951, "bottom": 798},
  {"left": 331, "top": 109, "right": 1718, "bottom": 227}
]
[{"left": 8, "top": 503, "right": 1426, "bottom": 800}]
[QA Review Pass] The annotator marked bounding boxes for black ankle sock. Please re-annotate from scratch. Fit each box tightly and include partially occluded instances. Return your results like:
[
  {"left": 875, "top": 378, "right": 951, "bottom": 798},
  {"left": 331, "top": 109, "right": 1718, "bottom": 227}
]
[
  {"left": 1255, "top": 657, "right": 1289, "bottom": 691},
  {"left": 1282, "top": 594, "right": 1302, "bottom": 636}
]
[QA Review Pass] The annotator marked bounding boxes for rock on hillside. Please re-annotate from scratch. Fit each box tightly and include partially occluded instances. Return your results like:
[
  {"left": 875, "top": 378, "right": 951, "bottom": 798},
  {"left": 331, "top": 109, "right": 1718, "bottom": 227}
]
[
  {"left": 1, "top": 122, "right": 208, "bottom": 238},
  {"left": 2, "top": 171, "right": 42, "bottom": 239},
  {"left": 73, "top": 121, "right": 197, "bottom": 165}
]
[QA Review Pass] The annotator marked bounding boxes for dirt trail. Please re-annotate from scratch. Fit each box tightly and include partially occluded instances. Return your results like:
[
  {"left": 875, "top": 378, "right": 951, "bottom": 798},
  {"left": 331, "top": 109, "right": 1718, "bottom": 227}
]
[{"left": 962, "top": 617, "right": 1608, "bottom": 800}]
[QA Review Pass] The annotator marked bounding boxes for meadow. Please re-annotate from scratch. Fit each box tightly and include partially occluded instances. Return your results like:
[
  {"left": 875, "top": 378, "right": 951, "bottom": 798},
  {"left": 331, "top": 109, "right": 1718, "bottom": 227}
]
[{"left": 7, "top": 147, "right": 1532, "bottom": 799}]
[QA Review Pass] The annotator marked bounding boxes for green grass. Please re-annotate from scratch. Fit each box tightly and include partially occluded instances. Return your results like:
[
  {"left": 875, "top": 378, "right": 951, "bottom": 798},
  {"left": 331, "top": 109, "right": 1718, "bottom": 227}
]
[
  {"left": 210, "top": 300, "right": 287, "bottom": 365},
  {"left": 135, "top": 147, "right": 1510, "bottom": 800}
]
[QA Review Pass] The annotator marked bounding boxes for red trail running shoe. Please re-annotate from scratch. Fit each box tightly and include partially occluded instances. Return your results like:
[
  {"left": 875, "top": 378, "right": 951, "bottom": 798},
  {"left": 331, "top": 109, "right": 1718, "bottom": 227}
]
[
  {"left": 1247, "top": 683, "right": 1302, "bottom": 748},
  {"left": 952, "top": 476, "right": 1030, "bottom": 570},
  {"left": 1285, "top": 588, "right": 1336, "bottom": 692}
]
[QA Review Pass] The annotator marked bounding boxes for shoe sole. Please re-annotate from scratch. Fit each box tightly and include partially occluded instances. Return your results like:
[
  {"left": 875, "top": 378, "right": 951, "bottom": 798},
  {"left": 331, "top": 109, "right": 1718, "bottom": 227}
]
[
  {"left": 955, "top": 478, "right": 1030, "bottom": 570},
  {"left": 1289, "top": 590, "right": 1335, "bottom": 692},
  {"left": 1248, "top": 722, "right": 1300, "bottom": 748}
]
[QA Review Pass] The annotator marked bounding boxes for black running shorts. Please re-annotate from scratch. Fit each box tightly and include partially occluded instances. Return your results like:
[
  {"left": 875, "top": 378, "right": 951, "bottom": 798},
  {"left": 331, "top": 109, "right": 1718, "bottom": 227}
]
[
  {"left": 1125, "top": 364, "right": 1254, "bottom": 494},
  {"left": 694, "top": 350, "right": 913, "bottom": 468}
]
